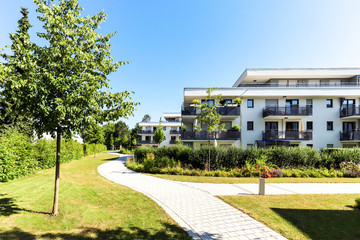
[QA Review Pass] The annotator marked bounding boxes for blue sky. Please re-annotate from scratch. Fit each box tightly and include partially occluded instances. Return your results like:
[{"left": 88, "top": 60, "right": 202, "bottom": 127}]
[{"left": 2, "top": 0, "right": 360, "bottom": 128}]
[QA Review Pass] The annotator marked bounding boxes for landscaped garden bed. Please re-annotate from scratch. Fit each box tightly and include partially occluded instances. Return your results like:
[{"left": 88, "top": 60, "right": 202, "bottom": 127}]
[{"left": 126, "top": 146, "right": 360, "bottom": 179}]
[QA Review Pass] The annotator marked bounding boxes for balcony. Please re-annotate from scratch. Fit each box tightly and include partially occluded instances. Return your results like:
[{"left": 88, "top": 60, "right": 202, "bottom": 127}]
[
  {"left": 181, "top": 130, "right": 240, "bottom": 141},
  {"left": 340, "top": 131, "right": 360, "bottom": 141},
  {"left": 170, "top": 130, "right": 181, "bottom": 135},
  {"left": 182, "top": 106, "right": 240, "bottom": 116},
  {"left": 137, "top": 140, "right": 157, "bottom": 145},
  {"left": 169, "top": 140, "right": 178, "bottom": 144},
  {"left": 339, "top": 107, "right": 360, "bottom": 118},
  {"left": 262, "top": 130, "right": 312, "bottom": 141},
  {"left": 263, "top": 106, "right": 312, "bottom": 119},
  {"left": 137, "top": 130, "right": 154, "bottom": 135},
  {"left": 239, "top": 82, "right": 360, "bottom": 88}
]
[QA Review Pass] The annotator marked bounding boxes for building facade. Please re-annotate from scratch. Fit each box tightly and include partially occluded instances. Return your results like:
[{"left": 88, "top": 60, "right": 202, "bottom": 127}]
[
  {"left": 137, "top": 113, "right": 182, "bottom": 147},
  {"left": 182, "top": 68, "right": 360, "bottom": 148}
]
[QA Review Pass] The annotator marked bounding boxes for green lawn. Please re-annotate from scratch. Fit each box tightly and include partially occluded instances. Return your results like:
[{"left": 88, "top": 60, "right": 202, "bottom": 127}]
[
  {"left": 0, "top": 153, "right": 191, "bottom": 240},
  {"left": 220, "top": 194, "right": 360, "bottom": 240},
  {"left": 148, "top": 174, "right": 360, "bottom": 184}
]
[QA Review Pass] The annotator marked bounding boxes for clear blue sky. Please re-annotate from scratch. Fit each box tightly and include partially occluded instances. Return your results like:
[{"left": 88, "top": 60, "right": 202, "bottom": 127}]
[{"left": 2, "top": 0, "right": 360, "bottom": 128}]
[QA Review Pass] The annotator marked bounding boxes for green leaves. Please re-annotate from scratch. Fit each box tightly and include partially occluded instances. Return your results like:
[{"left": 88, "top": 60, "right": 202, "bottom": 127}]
[{"left": 153, "top": 124, "right": 166, "bottom": 144}]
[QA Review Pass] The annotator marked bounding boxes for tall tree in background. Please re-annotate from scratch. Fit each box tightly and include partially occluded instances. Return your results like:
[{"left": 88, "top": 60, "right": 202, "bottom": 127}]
[
  {"left": 0, "top": 7, "right": 36, "bottom": 135},
  {"left": 142, "top": 114, "right": 151, "bottom": 122},
  {"left": 1, "top": 0, "right": 138, "bottom": 215},
  {"left": 82, "top": 122, "right": 104, "bottom": 157},
  {"left": 197, "top": 88, "right": 225, "bottom": 171}
]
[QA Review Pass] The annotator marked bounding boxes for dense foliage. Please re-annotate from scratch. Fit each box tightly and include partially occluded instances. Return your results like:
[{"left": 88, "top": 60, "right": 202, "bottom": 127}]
[
  {"left": 134, "top": 146, "right": 360, "bottom": 170},
  {"left": 0, "top": 129, "right": 106, "bottom": 182}
]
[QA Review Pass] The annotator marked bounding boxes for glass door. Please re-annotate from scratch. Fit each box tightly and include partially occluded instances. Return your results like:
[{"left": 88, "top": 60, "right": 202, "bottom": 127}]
[{"left": 285, "top": 99, "right": 299, "bottom": 115}]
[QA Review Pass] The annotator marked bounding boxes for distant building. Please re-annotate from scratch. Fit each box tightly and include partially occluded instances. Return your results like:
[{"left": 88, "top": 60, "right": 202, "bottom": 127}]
[
  {"left": 182, "top": 68, "right": 360, "bottom": 148},
  {"left": 137, "top": 113, "right": 182, "bottom": 147}
]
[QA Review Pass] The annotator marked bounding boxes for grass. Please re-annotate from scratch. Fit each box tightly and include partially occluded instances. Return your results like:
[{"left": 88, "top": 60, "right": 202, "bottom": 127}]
[
  {"left": 220, "top": 194, "right": 360, "bottom": 240},
  {"left": 148, "top": 174, "right": 360, "bottom": 183},
  {"left": 0, "top": 153, "right": 191, "bottom": 240}
]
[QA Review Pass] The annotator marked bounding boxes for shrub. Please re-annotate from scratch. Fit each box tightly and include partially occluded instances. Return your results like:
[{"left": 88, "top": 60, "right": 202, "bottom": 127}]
[
  {"left": 355, "top": 197, "right": 360, "bottom": 209},
  {"left": 231, "top": 125, "right": 240, "bottom": 131},
  {"left": 191, "top": 99, "right": 201, "bottom": 105}
]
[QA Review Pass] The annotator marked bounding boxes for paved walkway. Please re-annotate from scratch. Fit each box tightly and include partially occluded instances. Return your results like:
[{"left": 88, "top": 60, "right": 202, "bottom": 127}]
[
  {"left": 98, "top": 153, "right": 360, "bottom": 240},
  {"left": 98, "top": 154, "right": 287, "bottom": 240}
]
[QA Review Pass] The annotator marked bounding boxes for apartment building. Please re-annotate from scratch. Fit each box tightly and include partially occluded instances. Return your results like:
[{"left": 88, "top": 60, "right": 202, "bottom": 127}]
[
  {"left": 137, "top": 113, "right": 182, "bottom": 147},
  {"left": 182, "top": 68, "right": 360, "bottom": 148}
]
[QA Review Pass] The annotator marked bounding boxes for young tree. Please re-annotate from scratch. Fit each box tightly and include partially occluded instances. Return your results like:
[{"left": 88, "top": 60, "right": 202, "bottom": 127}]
[
  {"left": 153, "top": 122, "right": 166, "bottom": 145},
  {"left": 197, "top": 88, "right": 226, "bottom": 171},
  {"left": 82, "top": 122, "right": 104, "bottom": 157},
  {"left": 1, "top": 0, "right": 138, "bottom": 216}
]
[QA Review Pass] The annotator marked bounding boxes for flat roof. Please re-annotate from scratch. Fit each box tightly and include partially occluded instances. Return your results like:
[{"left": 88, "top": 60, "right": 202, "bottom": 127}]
[{"left": 233, "top": 67, "right": 360, "bottom": 87}]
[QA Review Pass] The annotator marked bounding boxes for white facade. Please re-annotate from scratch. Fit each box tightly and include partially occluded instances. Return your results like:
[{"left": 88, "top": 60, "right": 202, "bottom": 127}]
[
  {"left": 137, "top": 113, "right": 182, "bottom": 147},
  {"left": 183, "top": 68, "right": 360, "bottom": 148}
]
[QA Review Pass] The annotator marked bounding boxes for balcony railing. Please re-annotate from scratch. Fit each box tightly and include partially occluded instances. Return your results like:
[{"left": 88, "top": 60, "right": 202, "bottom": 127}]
[
  {"left": 137, "top": 140, "right": 157, "bottom": 145},
  {"left": 262, "top": 130, "right": 312, "bottom": 141},
  {"left": 170, "top": 130, "right": 181, "bottom": 134},
  {"left": 339, "top": 107, "right": 360, "bottom": 118},
  {"left": 169, "top": 140, "right": 178, "bottom": 144},
  {"left": 239, "top": 82, "right": 360, "bottom": 88},
  {"left": 263, "top": 106, "right": 312, "bottom": 118},
  {"left": 181, "top": 130, "right": 240, "bottom": 140},
  {"left": 137, "top": 130, "right": 154, "bottom": 134},
  {"left": 340, "top": 131, "right": 360, "bottom": 141},
  {"left": 182, "top": 106, "right": 240, "bottom": 116}
]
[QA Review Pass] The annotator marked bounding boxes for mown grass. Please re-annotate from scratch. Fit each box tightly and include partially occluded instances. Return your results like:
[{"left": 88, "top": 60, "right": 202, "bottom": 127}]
[
  {"left": 148, "top": 174, "right": 360, "bottom": 183},
  {"left": 0, "top": 153, "right": 191, "bottom": 240},
  {"left": 220, "top": 194, "right": 360, "bottom": 240}
]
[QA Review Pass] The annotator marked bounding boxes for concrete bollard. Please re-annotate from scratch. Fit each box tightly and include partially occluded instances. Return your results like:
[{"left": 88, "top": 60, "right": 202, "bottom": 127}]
[{"left": 259, "top": 177, "right": 265, "bottom": 195}]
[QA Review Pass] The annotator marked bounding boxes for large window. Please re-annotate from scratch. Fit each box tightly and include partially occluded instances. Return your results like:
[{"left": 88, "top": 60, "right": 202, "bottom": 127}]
[{"left": 247, "top": 99, "right": 254, "bottom": 108}]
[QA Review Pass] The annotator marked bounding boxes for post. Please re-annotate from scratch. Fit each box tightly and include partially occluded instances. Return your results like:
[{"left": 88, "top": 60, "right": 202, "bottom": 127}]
[{"left": 259, "top": 177, "right": 265, "bottom": 195}]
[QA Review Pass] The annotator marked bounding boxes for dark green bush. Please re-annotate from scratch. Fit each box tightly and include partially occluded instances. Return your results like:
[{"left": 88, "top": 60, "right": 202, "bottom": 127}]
[{"left": 134, "top": 145, "right": 360, "bottom": 171}]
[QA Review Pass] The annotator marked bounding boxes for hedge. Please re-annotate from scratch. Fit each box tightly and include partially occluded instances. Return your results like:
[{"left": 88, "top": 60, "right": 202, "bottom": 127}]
[
  {"left": 0, "top": 130, "right": 106, "bottom": 182},
  {"left": 134, "top": 146, "right": 360, "bottom": 170}
]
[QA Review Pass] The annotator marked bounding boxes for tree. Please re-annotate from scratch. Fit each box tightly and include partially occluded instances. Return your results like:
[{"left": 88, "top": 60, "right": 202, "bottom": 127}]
[
  {"left": 1, "top": 0, "right": 138, "bottom": 216},
  {"left": 82, "top": 122, "right": 104, "bottom": 157},
  {"left": 142, "top": 114, "right": 151, "bottom": 122},
  {"left": 114, "top": 121, "right": 131, "bottom": 148},
  {"left": 196, "top": 88, "right": 226, "bottom": 171},
  {"left": 153, "top": 122, "right": 166, "bottom": 145},
  {"left": 0, "top": 7, "right": 36, "bottom": 135}
]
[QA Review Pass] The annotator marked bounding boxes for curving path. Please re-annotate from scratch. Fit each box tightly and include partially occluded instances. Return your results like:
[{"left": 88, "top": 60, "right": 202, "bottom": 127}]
[{"left": 98, "top": 153, "right": 287, "bottom": 240}]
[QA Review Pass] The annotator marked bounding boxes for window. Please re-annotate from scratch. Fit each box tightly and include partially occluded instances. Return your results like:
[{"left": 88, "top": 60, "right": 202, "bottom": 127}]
[
  {"left": 163, "top": 127, "right": 166, "bottom": 131},
  {"left": 247, "top": 121, "right": 254, "bottom": 130},
  {"left": 327, "top": 121, "right": 333, "bottom": 130},
  {"left": 247, "top": 99, "right": 254, "bottom": 108},
  {"left": 327, "top": 144, "right": 334, "bottom": 148},
  {"left": 202, "top": 99, "right": 214, "bottom": 106},
  {"left": 306, "top": 144, "right": 313, "bottom": 147},
  {"left": 306, "top": 99, "right": 313, "bottom": 108},
  {"left": 171, "top": 136, "right": 176, "bottom": 141},
  {"left": 220, "top": 99, "right": 232, "bottom": 106},
  {"left": 326, "top": 99, "right": 333, "bottom": 108},
  {"left": 306, "top": 121, "right": 313, "bottom": 130}
]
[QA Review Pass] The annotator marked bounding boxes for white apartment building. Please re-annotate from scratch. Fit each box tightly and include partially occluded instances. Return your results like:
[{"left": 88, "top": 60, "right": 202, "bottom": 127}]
[
  {"left": 182, "top": 68, "right": 360, "bottom": 148},
  {"left": 137, "top": 113, "right": 182, "bottom": 147}
]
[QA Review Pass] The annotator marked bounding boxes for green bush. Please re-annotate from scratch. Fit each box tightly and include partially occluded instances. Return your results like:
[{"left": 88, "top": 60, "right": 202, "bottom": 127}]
[{"left": 0, "top": 127, "right": 106, "bottom": 182}]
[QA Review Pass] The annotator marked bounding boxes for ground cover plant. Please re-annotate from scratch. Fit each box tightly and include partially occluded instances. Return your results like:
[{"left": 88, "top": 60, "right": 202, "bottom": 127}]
[
  {"left": 0, "top": 152, "right": 191, "bottom": 240},
  {"left": 220, "top": 194, "right": 360, "bottom": 240},
  {"left": 128, "top": 146, "right": 360, "bottom": 179}
]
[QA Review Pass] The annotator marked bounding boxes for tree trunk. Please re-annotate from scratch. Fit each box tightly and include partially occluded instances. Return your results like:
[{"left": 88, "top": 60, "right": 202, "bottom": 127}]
[
  {"left": 208, "top": 133, "right": 211, "bottom": 171},
  {"left": 52, "top": 126, "right": 61, "bottom": 216},
  {"left": 94, "top": 143, "right": 96, "bottom": 158}
]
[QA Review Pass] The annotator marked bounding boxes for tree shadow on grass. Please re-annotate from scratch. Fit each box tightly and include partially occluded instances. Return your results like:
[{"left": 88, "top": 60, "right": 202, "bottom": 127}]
[
  {"left": 0, "top": 223, "right": 193, "bottom": 240},
  {"left": 0, "top": 194, "right": 24, "bottom": 217},
  {"left": 0, "top": 194, "right": 50, "bottom": 216},
  {"left": 271, "top": 207, "right": 360, "bottom": 240}
]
